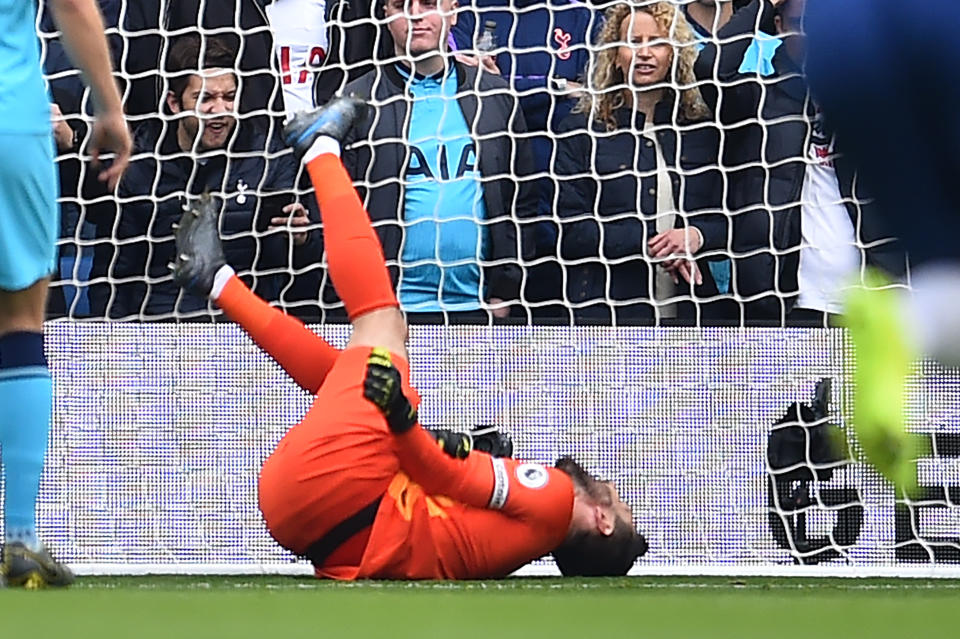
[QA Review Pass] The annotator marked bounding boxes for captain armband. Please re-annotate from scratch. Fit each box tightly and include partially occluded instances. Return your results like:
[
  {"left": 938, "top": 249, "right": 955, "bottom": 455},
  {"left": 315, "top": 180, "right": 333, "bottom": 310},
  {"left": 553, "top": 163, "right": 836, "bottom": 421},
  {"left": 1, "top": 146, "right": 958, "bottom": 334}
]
[{"left": 488, "top": 457, "right": 509, "bottom": 510}]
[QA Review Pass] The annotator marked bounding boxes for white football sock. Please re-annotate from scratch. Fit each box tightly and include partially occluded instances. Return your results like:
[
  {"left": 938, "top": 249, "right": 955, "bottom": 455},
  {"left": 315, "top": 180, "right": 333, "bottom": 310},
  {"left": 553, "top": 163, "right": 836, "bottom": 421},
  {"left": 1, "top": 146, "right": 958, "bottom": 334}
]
[
  {"left": 303, "top": 136, "right": 340, "bottom": 163},
  {"left": 210, "top": 264, "right": 236, "bottom": 302}
]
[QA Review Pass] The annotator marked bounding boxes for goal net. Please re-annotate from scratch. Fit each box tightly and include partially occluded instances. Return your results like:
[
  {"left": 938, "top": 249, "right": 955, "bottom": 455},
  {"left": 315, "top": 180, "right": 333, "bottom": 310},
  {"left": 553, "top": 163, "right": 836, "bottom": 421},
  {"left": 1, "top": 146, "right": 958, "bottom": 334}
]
[
  {"left": 23, "top": 0, "right": 960, "bottom": 576},
  {"left": 31, "top": 324, "right": 960, "bottom": 577}
]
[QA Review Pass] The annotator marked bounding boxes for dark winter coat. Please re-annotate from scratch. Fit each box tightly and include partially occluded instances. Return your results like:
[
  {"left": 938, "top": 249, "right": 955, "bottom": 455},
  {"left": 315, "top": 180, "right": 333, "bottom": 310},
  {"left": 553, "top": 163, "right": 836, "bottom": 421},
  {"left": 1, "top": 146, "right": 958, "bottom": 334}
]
[
  {"left": 112, "top": 122, "right": 317, "bottom": 316},
  {"left": 694, "top": 0, "right": 905, "bottom": 319},
  {"left": 555, "top": 104, "right": 726, "bottom": 322}
]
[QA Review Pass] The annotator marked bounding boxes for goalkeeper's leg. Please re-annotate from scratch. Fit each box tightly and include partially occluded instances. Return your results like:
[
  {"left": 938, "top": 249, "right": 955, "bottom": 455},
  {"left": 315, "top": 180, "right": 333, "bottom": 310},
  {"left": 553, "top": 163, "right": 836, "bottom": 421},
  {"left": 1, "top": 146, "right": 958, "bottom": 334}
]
[
  {"left": 283, "top": 97, "right": 406, "bottom": 358},
  {"left": 213, "top": 273, "right": 341, "bottom": 395},
  {"left": 173, "top": 195, "right": 341, "bottom": 395}
]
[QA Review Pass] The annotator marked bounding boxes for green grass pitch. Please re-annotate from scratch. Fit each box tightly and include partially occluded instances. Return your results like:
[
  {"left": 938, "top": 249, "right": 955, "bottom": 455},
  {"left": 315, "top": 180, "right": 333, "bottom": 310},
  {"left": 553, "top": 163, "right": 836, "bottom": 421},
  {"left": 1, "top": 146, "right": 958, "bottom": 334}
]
[{"left": 3, "top": 576, "right": 958, "bottom": 638}]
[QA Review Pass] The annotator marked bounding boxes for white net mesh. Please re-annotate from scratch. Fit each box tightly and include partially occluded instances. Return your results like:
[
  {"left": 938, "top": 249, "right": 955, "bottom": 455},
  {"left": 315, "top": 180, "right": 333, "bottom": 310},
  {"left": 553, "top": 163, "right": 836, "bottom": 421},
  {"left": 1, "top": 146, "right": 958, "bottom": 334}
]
[
  {"left": 15, "top": 324, "right": 960, "bottom": 576},
  {"left": 41, "top": 0, "right": 910, "bottom": 325},
  {"left": 25, "top": 0, "right": 960, "bottom": 576}
]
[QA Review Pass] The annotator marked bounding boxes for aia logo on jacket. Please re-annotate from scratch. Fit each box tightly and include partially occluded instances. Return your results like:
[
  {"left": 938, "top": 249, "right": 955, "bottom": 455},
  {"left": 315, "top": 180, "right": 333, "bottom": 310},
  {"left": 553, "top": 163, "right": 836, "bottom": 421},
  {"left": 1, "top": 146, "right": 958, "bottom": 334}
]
[{"left": 553, "top": 28, "right": 572, "bottom": 60}]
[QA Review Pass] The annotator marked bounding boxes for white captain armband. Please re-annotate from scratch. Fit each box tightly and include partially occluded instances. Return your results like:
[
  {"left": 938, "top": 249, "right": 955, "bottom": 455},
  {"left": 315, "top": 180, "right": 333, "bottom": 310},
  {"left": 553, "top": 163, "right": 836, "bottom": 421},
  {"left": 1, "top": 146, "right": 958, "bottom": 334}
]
[{"left": 488, "top": 457, "right": 509, "bottom": 510}]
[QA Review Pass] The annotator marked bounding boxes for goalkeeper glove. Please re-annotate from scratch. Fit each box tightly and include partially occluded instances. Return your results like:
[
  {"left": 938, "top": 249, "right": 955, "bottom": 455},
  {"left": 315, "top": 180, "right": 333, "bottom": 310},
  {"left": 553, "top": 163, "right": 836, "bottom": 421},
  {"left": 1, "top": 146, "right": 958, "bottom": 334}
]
[
  {"left": 424, "top": 429, "right": 473, "bottom": 459},
  {"left": 423, "top": 426, "right": 514, "bottom": 460},
  {"left": 363, "top": 347, "right": 417, "bottom": 434},
  {"left": 471, "top": 425, "right": 514, "bottom": 458}
]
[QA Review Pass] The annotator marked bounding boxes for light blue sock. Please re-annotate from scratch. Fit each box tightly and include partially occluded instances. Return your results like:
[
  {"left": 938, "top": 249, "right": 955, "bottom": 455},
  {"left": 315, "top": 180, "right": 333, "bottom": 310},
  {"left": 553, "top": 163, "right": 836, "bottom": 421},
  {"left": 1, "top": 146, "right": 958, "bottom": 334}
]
[{"left": 0, "top": 331, "right": 52, "bottom": 551}]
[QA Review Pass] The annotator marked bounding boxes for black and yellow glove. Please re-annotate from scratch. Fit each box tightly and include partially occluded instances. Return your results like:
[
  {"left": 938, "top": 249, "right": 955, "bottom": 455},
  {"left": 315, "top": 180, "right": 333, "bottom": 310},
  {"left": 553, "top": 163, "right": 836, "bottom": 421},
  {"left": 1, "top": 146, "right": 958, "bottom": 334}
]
[
  {"left": 471, "top": 425, "right": 514, "bottom": 458},
  {"left": 424, "top": 429, "right": 473, "bottom": 459},
  {"left": 422, "top": 426, "right": 514, "bottom": 460},
  {"left": 363, "top": 347, "right": 417, "bottom": 434}
]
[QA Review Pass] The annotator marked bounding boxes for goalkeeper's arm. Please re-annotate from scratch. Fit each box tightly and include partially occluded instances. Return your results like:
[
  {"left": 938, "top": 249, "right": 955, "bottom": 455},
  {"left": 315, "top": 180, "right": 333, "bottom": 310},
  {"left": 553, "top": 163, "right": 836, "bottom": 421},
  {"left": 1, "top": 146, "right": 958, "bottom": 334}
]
[{"left": 363, "top": 349, "right": 506, "bottom": 510}]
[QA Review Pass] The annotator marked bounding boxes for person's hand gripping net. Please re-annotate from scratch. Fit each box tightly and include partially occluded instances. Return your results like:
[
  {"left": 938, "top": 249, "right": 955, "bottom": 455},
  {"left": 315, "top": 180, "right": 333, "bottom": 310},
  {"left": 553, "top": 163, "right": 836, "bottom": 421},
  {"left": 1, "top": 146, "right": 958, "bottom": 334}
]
[{"left": 363, "top": 347, "right": 418, "bottom": 434}]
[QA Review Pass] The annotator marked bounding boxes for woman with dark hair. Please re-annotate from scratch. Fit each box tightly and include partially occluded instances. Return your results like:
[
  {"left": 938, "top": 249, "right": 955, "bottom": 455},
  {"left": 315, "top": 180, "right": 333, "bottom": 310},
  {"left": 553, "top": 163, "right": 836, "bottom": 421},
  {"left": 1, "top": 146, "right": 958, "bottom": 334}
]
[{"left": 555, "top": 2, "right": 729, "bottom": 324}]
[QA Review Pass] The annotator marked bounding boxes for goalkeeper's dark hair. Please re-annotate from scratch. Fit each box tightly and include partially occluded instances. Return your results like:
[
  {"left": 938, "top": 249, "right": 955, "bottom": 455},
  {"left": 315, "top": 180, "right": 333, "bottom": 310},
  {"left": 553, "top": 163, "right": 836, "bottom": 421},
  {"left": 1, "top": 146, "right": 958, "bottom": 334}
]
[
  {"left": 166, "top": 33, "right": 238, "bottom": 104},
  {"left": 551, "top": 456, "right": 648, "bottom": 576},
  {"left": 552, "top": 515, "right": 648, "bottom": 577}
]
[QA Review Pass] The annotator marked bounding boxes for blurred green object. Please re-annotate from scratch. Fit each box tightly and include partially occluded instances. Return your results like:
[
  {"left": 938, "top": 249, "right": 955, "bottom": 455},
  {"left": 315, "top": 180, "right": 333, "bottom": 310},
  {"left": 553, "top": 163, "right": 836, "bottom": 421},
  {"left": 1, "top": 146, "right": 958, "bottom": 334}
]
[{"left": 844, "top": 268, "right": 923, "bottom": 496}]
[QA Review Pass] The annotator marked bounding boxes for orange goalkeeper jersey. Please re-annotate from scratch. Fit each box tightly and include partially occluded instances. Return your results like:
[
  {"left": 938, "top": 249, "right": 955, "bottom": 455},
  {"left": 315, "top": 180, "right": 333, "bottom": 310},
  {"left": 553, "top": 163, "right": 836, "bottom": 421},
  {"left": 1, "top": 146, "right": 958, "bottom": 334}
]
[
  {"left": 217, "top": 273, "right": 572, "bottom": 580},
  {"left": 318, "top": 426, "right": 575, "bottom": 580}
]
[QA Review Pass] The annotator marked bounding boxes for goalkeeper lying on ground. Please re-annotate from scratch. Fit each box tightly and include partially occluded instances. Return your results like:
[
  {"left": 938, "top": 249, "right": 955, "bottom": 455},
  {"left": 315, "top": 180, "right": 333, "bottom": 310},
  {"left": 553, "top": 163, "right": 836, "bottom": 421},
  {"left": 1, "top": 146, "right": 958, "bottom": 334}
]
[{"left": 171, "top": 96, "right": 648, "bottom": 579}]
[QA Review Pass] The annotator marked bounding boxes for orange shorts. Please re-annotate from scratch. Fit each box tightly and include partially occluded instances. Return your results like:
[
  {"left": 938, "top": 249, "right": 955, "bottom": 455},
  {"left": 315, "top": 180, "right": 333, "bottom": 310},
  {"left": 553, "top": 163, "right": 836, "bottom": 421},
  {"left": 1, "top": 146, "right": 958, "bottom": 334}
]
[{"left": 257, "top": 346, "right": 418, "bottom": 554}]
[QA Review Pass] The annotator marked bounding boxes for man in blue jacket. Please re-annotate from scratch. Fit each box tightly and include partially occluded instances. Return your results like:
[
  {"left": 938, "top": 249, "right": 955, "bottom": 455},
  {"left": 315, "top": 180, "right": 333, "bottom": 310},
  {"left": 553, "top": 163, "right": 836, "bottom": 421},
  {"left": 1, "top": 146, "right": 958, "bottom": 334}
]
[
  {"left": 451, "top": 0, "right": 595, "bottom": 141},
  {"left": 451, "top": 0, "right": 598, "bottom": 319}
]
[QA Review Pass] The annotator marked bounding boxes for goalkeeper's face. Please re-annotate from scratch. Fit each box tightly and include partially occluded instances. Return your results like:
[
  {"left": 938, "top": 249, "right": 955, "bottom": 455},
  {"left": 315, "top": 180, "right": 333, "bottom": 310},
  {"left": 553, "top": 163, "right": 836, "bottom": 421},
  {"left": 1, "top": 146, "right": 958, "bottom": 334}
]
[
  {"left": 384, "top": 0, "right": 458, "bottom": 58},
  {"left": 556, "top": 457, "right": 634, "bottom": 526},
  {"left": 171, "top": 71, "right": 238, "bottom": 152}
]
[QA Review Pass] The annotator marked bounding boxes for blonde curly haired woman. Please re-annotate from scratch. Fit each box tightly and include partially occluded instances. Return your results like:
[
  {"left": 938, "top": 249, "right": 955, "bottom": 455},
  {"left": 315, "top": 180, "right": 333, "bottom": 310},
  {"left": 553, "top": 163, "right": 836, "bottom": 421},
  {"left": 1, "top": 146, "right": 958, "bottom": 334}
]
[{"left": 554, "top": 2, "right": 731, "bottom": 324}]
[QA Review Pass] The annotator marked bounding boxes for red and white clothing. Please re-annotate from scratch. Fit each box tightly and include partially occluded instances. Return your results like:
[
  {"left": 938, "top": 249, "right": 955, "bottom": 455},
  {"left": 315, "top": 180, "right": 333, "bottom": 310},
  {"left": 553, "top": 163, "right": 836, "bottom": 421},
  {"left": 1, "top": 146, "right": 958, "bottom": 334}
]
[
  {"left": 266, "top": 0, "right": 328, "bottom": 115},
  {"left": 797, "top": 109, "right": 860, "bottom": 314}
]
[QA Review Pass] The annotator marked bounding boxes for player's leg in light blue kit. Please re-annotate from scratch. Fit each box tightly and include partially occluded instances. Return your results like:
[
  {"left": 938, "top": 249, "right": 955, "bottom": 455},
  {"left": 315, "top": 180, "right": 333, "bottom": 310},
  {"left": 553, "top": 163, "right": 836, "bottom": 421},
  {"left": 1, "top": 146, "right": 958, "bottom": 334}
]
[{"left": 0, "top": 131, "right": 73, "bottom": 588}]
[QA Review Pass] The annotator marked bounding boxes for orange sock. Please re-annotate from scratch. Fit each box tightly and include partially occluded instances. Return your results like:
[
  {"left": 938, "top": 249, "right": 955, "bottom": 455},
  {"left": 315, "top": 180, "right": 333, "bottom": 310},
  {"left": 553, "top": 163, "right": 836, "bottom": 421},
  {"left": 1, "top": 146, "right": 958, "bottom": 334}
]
[
  {"left": 217, "top": 274, "right": 339, "bottom": 394},
  {"left": 306, "top": 153, "right": 398, "bottom": 320}
]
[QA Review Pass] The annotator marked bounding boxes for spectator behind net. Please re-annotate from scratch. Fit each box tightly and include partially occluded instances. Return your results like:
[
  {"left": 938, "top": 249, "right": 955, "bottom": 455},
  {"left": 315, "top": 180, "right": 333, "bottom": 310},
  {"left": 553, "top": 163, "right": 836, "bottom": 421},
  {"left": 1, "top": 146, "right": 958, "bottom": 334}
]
[
  {"left": 555, "top": 2, "right": 728, "bottom": 324},
  {"left": 109, "top": 34, "right": 320, "bottom": 318},
  {"left": 692, "top": 0, "right": 906, "bottom": 324},
  {"left": 339, "top": 0, "right": 539, "bottom": 323}
]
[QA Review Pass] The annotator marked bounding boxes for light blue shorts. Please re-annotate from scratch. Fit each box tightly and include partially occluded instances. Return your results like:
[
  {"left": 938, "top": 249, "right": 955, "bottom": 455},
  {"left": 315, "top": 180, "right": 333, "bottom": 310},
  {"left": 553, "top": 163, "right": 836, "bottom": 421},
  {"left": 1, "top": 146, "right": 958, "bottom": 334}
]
[{"left": 0, "top": 132, "right": 59, "bottom": 292}]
